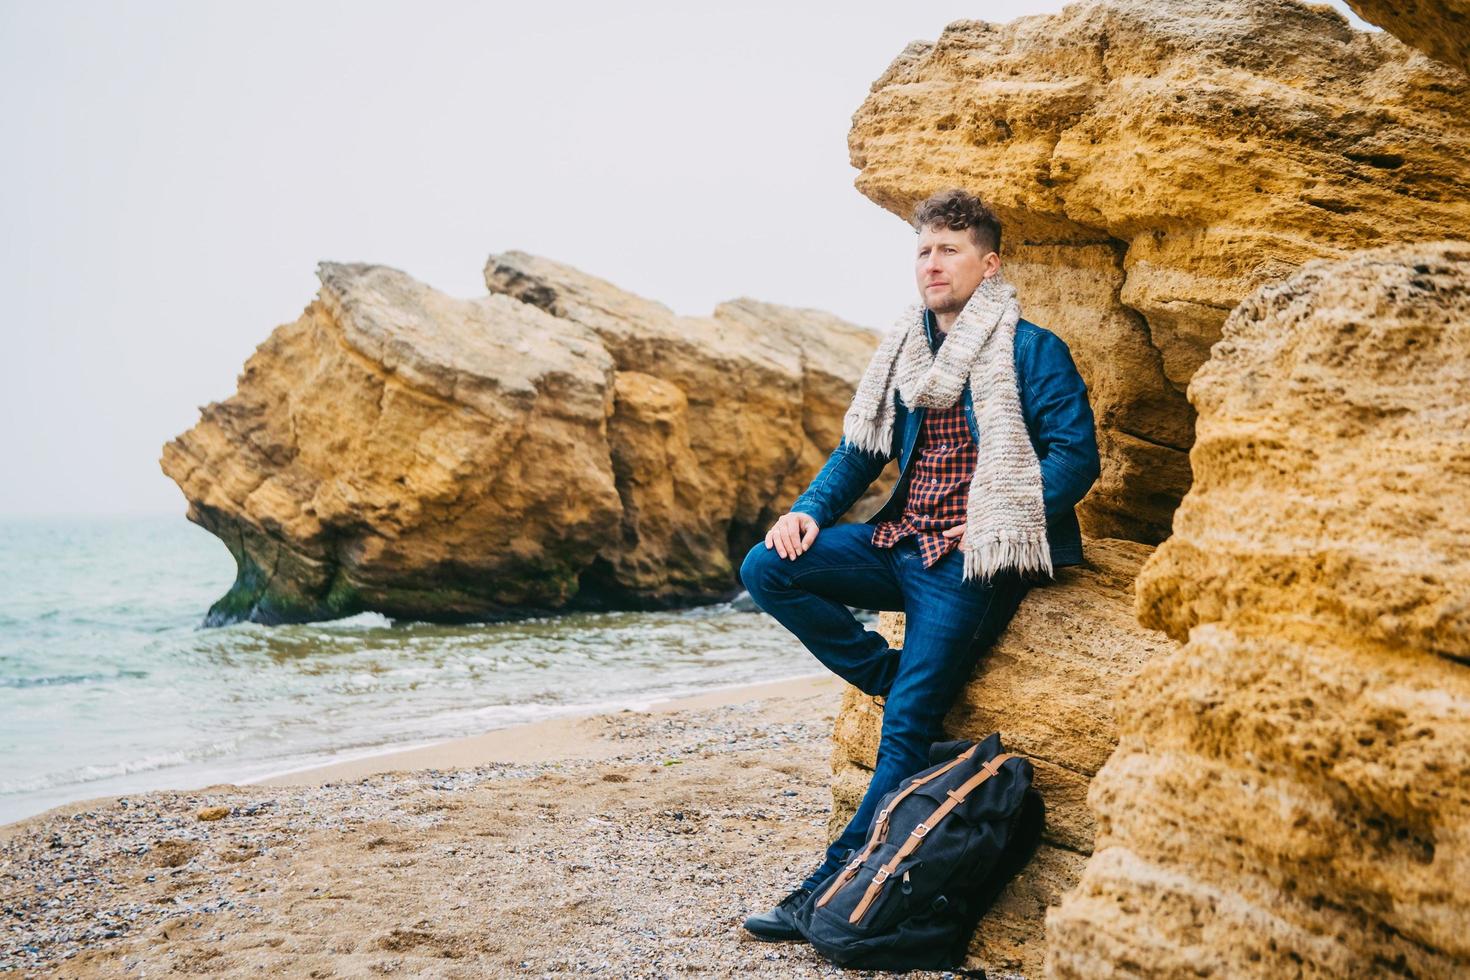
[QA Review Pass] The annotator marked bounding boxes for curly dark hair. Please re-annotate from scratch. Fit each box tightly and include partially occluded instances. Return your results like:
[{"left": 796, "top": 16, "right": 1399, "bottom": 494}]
[{"left": 912, "top": 188, "right": 1002, "bottom": 256}]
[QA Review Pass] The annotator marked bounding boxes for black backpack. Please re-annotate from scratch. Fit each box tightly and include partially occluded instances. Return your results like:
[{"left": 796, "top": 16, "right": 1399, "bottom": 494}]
[{"left": 790, "top": 732, "right": 1044, "bottom": 973}]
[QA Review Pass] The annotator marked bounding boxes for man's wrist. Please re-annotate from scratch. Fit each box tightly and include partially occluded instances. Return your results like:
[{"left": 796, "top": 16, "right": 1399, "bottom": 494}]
[{"left": 789, "top": 502, "right": 824, "bottom": 526}]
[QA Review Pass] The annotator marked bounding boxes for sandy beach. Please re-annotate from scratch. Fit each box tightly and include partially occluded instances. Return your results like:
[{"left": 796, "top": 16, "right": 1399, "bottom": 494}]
[{"left": 1, "top": 673, "right": 983, "bottom": 978}]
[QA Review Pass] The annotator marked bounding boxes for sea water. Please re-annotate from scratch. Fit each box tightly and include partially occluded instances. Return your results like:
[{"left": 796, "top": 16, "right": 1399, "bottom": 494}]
[{"left": 0, "top": 515, "right": 837, "bottom": 824}]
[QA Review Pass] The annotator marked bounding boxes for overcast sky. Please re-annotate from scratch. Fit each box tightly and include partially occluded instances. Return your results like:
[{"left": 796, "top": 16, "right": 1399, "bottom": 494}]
[{"left": 0, "top": 1, "right": 1371, "bottom": 517}]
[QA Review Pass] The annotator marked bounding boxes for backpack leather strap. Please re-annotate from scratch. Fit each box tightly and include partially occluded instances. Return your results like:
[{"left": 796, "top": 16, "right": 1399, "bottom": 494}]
[
  {"left": 846, "top": 752, "right": 1020, "bottom": 924},
  {"left": 813, "top": 741, "right": 982, "bottom": 909}
]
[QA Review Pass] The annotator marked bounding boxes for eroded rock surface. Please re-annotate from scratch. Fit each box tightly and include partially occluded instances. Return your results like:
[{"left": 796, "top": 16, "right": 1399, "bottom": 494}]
[
  {"left": 161, "top": 258, "right": 886, "bottom": 624},
  {"left": 1045, "top": 243, "right": 1470, "bottom": 978},
  {"left": 828, "top": 537, "right": 1173, "bottom": 978},
  {"left": 850, "top": 0, "right": 1470, "bottom": 542}
]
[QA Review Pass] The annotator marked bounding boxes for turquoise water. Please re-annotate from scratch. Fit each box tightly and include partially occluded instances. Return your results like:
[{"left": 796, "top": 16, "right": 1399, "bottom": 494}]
[{"left": 0, "top": 515, "right": 830, "bottom": 824}]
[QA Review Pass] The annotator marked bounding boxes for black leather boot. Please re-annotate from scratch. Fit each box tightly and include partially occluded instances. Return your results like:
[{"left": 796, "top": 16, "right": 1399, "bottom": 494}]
[{"left": 742, "top": 885, "right": 813, "bottom": 942}]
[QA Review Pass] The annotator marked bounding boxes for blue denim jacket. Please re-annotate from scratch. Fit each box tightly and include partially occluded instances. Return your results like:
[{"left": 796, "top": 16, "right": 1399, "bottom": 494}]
[{"left": 790, "top": 310, "right": 1101, "bottom": 568}]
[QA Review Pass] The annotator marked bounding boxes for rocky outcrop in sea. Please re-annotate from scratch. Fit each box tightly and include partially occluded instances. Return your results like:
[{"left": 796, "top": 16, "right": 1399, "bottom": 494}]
[{"left": 161, "top": 256, "right": 888, "bottom": 625}]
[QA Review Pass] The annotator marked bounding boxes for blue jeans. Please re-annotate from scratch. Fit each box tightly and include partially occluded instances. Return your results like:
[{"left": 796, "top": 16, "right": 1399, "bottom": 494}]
[{"left": 738, "top": 523, "right": 1031, "bottom": 892}]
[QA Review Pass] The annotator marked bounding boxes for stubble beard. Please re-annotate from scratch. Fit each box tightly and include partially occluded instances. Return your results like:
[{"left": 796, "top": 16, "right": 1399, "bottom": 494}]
[{"left": 927, "top": 288, "right": 971, "bottom": 316}]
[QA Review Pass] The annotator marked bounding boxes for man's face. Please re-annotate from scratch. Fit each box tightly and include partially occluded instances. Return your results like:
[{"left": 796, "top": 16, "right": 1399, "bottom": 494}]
[{"left": 915, "top": 223, "right": 999, "bottom": 315}]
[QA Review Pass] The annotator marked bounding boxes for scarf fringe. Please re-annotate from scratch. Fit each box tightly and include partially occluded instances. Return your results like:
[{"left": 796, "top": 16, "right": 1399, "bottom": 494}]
[
  {"left": 843, "top": 410, "right": 891, "bottom": 457},
  {"left": 963, "top": 530, "right": 1054, "bottom": 583}
]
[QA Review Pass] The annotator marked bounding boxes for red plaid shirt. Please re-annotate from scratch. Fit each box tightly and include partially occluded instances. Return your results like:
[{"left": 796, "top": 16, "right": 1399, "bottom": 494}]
[{"left": 870, "top": 396, "right": 978, "bottom": 568}]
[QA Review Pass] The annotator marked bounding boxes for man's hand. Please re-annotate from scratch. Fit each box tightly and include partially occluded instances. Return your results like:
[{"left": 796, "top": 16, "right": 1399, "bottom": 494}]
[
  {"left": 765, "top": 512, "right": 820, "bottom": 561},
  {"left": 942, "top": 522, "right": 967, "bottom": 549}
]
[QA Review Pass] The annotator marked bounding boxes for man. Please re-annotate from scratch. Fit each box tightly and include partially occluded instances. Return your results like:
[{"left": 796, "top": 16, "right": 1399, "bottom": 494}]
[{"left": 737, "top": 188, "right": 1100, "bottom": 941}]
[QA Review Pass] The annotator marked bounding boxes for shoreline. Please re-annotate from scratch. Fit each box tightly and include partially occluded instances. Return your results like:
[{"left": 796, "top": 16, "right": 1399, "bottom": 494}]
[
  {"left": 1, "top": 668, "right": 902, "bottom": 977},
  {"left": 0, "top": 673, "right": 845, "bottom": 836},
  {"left": 248, "top": 670, "right": 837, "bottom": 788},
  {"left": 0, "top": 671, "right": 833, "bottom": 833}
]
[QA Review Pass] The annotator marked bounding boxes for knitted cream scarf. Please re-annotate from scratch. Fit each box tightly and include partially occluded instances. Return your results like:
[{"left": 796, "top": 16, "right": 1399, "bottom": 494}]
[{"left": 843, "top": 272, "right": 1052, "bottom": 583}]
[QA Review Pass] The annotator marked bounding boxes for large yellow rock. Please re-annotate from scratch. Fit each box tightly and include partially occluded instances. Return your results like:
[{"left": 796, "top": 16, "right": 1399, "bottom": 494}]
[
  {"left": 1046, "top": 242, "right": 1470, "bottom": 978},
  {"left": 161, "top": 258, "right": 887, "bottom": 624},
  {"left": 484, "top": 252, "right": 895, "bottom": 564},
  {"left": 849, "top": 0, "right": 1470, "bottom": 542},
  {"left": 827, "top": 537, "right": 1174, "bottom": 978}
]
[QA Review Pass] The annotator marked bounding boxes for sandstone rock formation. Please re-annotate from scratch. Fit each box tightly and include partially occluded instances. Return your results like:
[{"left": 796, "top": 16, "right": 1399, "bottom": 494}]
[
  {"left": 849, "top": 0, "right": 1470, "bottom": 542},
  {"left": 161, "top": 257, "right": 888, "bottom": 624},
  {"left": 1348, "top": 0, "right": 1470, "bottom": 76},
  {"left": 482, "top": 251, "right": 894, "bottom": 592},
  {"left": 827, "top": 537, "right": 1174, "bottom": 978},
  {"left": 1045, "top": 243, "right": 1470, "bottom": 978}
]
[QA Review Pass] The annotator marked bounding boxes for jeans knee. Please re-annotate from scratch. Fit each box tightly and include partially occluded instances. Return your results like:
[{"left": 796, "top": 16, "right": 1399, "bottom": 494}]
[{"left": 738, "top": 543, "right": 781, "bottom": 603}]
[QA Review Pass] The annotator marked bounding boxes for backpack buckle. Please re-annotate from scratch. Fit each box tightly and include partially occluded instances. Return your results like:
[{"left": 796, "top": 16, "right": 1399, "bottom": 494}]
[
  {"left": 910, "top": 822, "right": 931, "bottom": 838},
  {"left": 872, "top": 868, "right": 891, "bottom": 885}
]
